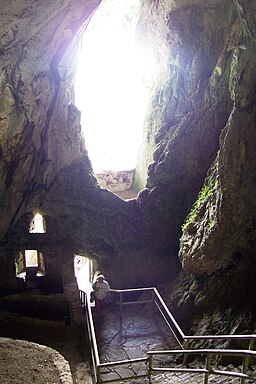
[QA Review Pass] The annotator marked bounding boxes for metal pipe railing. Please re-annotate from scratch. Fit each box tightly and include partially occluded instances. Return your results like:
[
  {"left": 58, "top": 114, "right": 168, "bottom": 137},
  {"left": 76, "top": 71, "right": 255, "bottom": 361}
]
[
  {"left": 83, "top": 292, "right": 101, "bottom": 382},
  {"left": 185, "top": 334, "right": 256, "bottom": 343},
  {"left": 154, "top": 300, "right": 183, "bottom": 348},
  {"left": 147, "top": 349, "right": 256, "bottom": 384},
  {"left": 81, "top": 288, "right": 151, "bottom": 383},
  {"left": 152, "top": 287, "right": 185, "bottom": 345},
  {"left": 80, "top": 287, "right": 256, "bottom": 383},
  {"left": 184, "top": 335, "right": 256, "bottom": 356}
]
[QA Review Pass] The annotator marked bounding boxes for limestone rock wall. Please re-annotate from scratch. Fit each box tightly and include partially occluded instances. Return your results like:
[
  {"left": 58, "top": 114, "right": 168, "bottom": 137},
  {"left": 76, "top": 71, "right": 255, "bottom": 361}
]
[
  {"left": 135, "top": 0, "right": 256, "bottom": 329},
  {"left": 136, "top": 0, "right": 233, "bottom": 270},
  {"left": 0, "top": 0, "right": 101, "bottom": 240},
  {"left": 179, "top": 0, "right": 256, "bottom": 275},
  {"left": 0, "top": 0, "right": 105, "bottom": 293}
]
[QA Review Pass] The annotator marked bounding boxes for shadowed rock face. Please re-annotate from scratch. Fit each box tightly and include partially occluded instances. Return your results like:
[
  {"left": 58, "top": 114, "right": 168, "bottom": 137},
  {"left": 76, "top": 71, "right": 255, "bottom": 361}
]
[
  {"left": 179, "top": 0, "right": 256, "bottom": 275},
  {"left": 0, "top": 0, "right": 256, "bottom": 325}
]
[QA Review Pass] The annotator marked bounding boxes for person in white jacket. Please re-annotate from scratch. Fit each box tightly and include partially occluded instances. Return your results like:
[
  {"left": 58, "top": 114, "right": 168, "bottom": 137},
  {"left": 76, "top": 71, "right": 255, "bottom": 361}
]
[{"left": 91, "top": 274, "right": 111, "bottom": 312}]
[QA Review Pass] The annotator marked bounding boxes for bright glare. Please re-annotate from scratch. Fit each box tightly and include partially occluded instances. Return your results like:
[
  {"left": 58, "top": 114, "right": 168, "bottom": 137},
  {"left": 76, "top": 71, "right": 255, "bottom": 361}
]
[
  {"left": 75, "top": 0, "right": 150, "bottom": 173},
  {"left": 74, "top": 255, "right": 93, "bottom": 293},
  {"left": 25, "top": 250, "right": 38, "bottom": 267},
  {"left": 29, "top": 213, "right": 45, "bottom": 233}
]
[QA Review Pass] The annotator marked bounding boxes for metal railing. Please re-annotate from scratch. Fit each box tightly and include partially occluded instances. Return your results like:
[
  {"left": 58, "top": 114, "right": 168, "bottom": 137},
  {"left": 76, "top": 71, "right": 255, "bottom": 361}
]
[
  {"left": 184, "top": 334, "right": 256, "bottom": 350},
  {"left": 80, "top": 287, "right": 256, "bottom": 383},
  {"left": 111, "top": 287, "right": 185, "bottom": 348},
  {"left": 148, "top": 348, "right": 256, "bottom": 384},
  {"left": 80, "top": 289, "right": 149, "bottom": 383}
]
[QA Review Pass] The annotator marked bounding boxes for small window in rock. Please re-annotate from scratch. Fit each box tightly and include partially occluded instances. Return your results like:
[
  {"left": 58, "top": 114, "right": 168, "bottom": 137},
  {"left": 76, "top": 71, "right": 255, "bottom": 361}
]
[
  {"left": 29, "top": 213, "right": 46, "bottom": 233},
  {"left": 25, "top": 249, "right": 38, "bottom": 267},
  {"left": 16, "top": 250, "right": 45, "bottom": 279}
]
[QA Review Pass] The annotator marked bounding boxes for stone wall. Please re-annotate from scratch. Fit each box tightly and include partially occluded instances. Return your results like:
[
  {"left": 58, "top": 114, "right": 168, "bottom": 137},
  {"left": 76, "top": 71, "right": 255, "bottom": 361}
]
[{"left": 96, "top": 170, "right": 137, "bottom": 200}]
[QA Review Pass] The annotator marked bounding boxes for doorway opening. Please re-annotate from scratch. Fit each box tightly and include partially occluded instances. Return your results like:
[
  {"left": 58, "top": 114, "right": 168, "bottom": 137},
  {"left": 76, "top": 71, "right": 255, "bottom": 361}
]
[{"left": 74, "top": 255, "right": 94, "bottom": 293}]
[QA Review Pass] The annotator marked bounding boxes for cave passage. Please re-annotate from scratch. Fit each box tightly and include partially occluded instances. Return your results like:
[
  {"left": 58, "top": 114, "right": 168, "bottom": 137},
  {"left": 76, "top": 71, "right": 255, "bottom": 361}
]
[
  {"left": 75, "top": 0, "right": 151, "bottom": 174},
  {"left": 74, "top": 255, "right": 94, "bottom": 293}
]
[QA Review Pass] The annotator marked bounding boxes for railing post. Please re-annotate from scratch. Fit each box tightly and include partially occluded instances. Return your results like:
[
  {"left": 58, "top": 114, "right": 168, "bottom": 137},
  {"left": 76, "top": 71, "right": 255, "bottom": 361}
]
[
  {"left": 183, "top": 339, "right": 189, "bottom": 365},
  {"left": 81, "top": 291, "right": 86, "bottom": 313},
  {"left": 119, "top": 291, "right": 123, "bottom": 328},
  {"left": 148, "top": 354, "right": 153, "bottom": 384},
  {"left": 96, "top": 365, "right": 101, "bottom": 384},
  {"left": 240, "top": 338, "right": 255, "bottom": 384},
  {"left": 241, "top": 353, "right": 249, "bottom": 384},
  {"left": 204, "top": 353, "right": 211, "bottom": 384},
  {"left": 249, "top": 338, "right": 255, "bottom": 351}
]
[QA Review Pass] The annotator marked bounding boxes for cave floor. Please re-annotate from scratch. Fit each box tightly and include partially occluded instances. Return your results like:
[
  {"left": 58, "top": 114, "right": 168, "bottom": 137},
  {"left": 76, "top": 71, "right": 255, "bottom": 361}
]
[
  {"left": 0, "top": 302, "right": 254, "bottom": 383},
  {"left": 0, "top": 309, "right": 90, "bottom": 383},
  {"left": 92, "top": 303, "right": 255, "bottom": 383},
  {"left": 92, "top": 303, "right": 176, "bottom": 382}
]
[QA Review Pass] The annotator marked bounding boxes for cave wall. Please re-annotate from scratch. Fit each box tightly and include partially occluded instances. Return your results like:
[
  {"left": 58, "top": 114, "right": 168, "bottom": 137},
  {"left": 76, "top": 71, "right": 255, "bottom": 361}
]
[
  {"left": 179, "top": 10, "right": 256, "bottom": 275},
  {"left": 136, "top": 0, "right": 234, "bottom": 271},
  {"left": 0, "top": 0, "right": 95, "bottom": 238},
  {"left": 0, "top": 0, "right": 179, "bottom": 293},
  {"left": 135, "top": 0, "right": 256, "bottom": 331},
  {"left": 0, "top": 0, "right": 256, "bottom": 333},
  {"left": 137, "top": 0, "right": 256, "bottom": 280},
  {"left": 0, "top": 0, "right": 100, "bottom": 294},
  {"left": 0, "top": 0, "right": 99, "bottom": 239}
]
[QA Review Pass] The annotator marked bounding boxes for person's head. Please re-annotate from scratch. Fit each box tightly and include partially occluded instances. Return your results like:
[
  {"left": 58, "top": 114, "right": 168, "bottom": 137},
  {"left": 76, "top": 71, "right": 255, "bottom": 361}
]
[{"left": 97, "top": 274, "right": 105, "bottom": 283}]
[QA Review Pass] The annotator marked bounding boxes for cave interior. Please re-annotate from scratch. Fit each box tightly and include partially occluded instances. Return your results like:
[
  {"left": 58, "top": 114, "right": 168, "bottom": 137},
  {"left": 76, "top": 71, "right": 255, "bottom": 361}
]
[{"left": 0, "top": 0, "right": 256, "bottom": 365}]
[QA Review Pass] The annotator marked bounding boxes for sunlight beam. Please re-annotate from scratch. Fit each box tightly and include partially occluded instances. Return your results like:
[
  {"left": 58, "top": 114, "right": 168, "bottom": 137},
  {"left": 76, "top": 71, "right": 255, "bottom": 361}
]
[{"left": 75, "top": 0, "right": 150, "bottom": 173}]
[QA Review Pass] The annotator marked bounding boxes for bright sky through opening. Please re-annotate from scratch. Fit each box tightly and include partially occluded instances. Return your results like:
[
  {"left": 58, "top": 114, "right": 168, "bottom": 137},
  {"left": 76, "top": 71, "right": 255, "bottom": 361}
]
[{"left": 75, "top": 0, "right": 150, "bottom": 174}]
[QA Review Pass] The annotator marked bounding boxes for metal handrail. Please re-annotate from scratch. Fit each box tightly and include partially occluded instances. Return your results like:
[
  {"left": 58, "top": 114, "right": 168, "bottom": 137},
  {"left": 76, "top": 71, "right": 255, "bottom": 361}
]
[
  {"left": 152, "top": 287, "right": 185, "bottom": 346},
  {"left": 80, "top": 290, "right": 100, "bottom": 382},
  {"left": 111, "top": 287, "right": 185, "bottom": 347},
  {"left": 80, "top": 288, "right": 150, "bottom": 383},
  {"left": 147, "top": 348, "right": 256, "bottom": 384},
  {"left": 80, "top": 287, "right": 256, "bottom": 383},
  {"left": 184, "top": 334, "right": 256, "bottom": 349}
]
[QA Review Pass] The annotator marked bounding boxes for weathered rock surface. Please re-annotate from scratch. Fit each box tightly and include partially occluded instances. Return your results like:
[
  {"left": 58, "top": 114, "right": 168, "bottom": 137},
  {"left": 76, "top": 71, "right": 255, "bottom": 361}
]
[
  {"left": 0, "top": 337, "right": 73, "bottom": 384},
  {"left": 135, "top": 0, "right": 256, "bottom": 333},
  {"left": 179, "top": 0, "right": 256, "bottom": 275}
]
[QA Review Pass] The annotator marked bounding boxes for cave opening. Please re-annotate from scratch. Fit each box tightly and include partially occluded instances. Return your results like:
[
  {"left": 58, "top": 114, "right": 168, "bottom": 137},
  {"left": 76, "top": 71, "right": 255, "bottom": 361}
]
[
  {"left": 74, "top": 255, "right": 94, "bottom": 293},
  {"left": 75, "top": 0, "right": 151, "bottom": 176},
  {"left": 29, "top": 213, "right": 46, "bottom": 234}
]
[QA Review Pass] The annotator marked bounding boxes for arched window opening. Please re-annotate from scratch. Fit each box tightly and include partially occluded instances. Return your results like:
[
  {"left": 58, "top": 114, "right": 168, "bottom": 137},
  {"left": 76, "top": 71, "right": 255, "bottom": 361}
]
[
  {"left": 15, "top": 250, "right": 45, "bottom": 281},
  {"left": 74, "top": 255, "right": 94, "bottom": 293},
  {"left": 29, "top": 213, "right": 46, "bottom": 233},
  {"left": 75, "top": 0, "right": 153, "bottom": 175}
]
